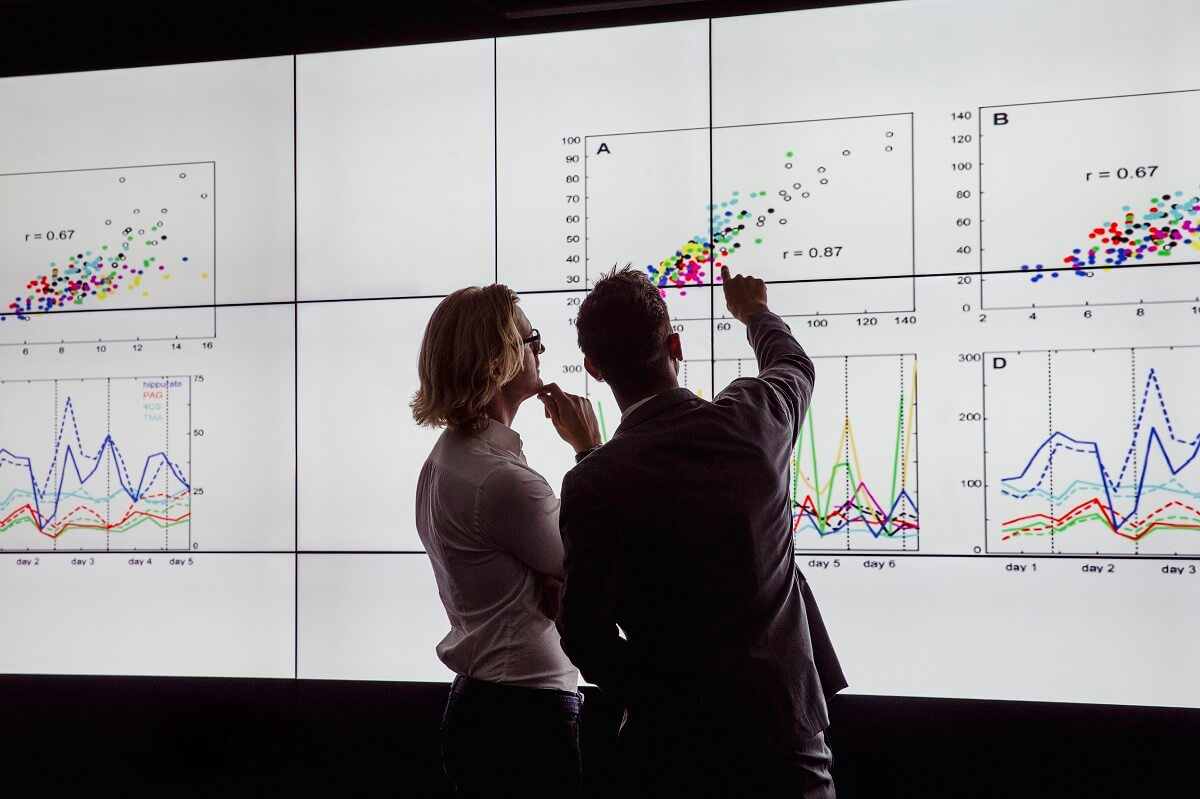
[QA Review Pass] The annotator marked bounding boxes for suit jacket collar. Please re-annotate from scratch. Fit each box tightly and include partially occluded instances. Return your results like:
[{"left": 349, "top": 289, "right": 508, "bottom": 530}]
[{"left": 613, "top": 387, "right": 699, "bottom": 437}]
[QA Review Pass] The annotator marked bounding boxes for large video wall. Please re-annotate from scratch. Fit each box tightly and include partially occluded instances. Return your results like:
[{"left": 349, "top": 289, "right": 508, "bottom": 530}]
[{"left": 1, "top": 0, "right": 1198, "bottom": 707}]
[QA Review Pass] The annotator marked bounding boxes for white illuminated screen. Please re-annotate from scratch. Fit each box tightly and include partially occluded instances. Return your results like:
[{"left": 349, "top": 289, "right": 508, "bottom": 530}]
[{"left": 0, "top": 0, "right": 1198, "bottom": 708}]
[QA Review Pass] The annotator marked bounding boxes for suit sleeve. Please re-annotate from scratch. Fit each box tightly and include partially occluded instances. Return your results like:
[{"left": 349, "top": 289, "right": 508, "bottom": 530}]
[
  {"left": 556, "top": 466, "right": 630, "bottom": 697},
  {"left": 718, "top": 310, "right": 816, "bottom": 440}
]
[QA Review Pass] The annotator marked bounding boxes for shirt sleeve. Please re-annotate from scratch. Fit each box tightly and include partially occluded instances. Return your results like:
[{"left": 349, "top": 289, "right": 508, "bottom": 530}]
[
  {"left": 556, "top": 466, "right": 630, "bottom": 697},
  {"left": 475, "top": 464, "right": 565, "bottom": 578},
  {"left": 717, "top": 310, "right": 816, "bottom": 441}
]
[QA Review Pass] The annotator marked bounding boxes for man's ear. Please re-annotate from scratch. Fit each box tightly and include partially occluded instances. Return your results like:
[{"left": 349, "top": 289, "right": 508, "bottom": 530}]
[
  {"left": 583, "top": 356, "right": 604, "bottom": 383},
  {"left": 667, "top": 332, "right": 684, "bottom": 362}
]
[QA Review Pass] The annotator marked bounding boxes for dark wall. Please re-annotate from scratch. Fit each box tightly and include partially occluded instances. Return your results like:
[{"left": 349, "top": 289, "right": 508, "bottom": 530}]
[
  {"left": 0, "top": 0, "right": 884, "bottom": 78},
  {"left": 2, "top": 675, "right": 1194, "bottom": 796}
]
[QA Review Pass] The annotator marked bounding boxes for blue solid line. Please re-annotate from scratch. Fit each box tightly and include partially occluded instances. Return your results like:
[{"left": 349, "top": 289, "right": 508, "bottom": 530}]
[
  {"left": 1000, "top": 370, "right": 1199, "bottom": 533},
  {"left": 0, "top": 396, "right": 190, "bottom": 529},
  {"left": 793, "top": 488, "right": 919, "bottom": 539}
]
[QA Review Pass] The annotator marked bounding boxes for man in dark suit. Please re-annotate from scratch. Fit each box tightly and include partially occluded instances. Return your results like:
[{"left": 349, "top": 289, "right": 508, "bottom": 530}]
[{"left": 545, "top": 264, "right": 846, "bottom": 796}]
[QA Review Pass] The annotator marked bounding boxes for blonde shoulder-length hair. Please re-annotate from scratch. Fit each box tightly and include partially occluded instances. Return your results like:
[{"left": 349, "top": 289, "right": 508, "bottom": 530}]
[{"left": 411, "top": 284, "right": 524, "bottom": 430}]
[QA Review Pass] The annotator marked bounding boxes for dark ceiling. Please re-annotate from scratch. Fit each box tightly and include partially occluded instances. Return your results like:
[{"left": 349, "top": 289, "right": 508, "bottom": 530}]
[{"left": 0, "top": 0, "right": 886, "bottom": 77}]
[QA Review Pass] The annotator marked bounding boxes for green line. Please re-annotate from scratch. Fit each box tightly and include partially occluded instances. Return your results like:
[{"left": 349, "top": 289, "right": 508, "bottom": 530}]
[
  {"left": 0, "top": 513, "right": 189, "bottom": 537},
  {"left": 791, "top": 385, "right": 911, "bottom": 537},
  {"left": 828, "top": 461, "right": 860, "bottom": 518},
  {"left": 596, "top": 400, "right": 608, "bottom": 443},
  {"left": 1003, "top": 511, "right": 1200, "bottom": 537},
  {"left": 888, "top": 392, "right": 904, "bottom": 514},
  {"left": 792, "top": 424, "right": 804, "bottom": 507},
  {"left": 807, "top": 410, "right": 822, "bottom": 529}
]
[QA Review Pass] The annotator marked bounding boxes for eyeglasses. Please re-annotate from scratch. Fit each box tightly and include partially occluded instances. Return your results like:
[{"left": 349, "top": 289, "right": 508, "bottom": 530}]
[{"left": 521, "top": 328, "right": 544, "bottom": 355}]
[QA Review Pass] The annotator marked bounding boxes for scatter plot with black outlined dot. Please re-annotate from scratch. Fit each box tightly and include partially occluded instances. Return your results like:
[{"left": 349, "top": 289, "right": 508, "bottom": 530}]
[{"left": 0, "top": 162, "right": 215, "bottom": 343}]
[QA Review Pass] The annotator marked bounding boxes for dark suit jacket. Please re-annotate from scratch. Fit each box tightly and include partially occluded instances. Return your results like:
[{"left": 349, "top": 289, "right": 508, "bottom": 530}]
[{"left": 557, "top": 311, "right": 846, "bottom": 744}]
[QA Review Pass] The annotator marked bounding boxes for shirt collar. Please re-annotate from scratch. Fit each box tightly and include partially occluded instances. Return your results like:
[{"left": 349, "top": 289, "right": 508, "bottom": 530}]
[
  {"left": 620, "top": 391, "right": 663, "bottom": 422},
  {"left": 479, "top": 417, "right": 523, "bottom": 458},
  {"left": 614, "top": 388, "right": 702, "bottom": 436}
]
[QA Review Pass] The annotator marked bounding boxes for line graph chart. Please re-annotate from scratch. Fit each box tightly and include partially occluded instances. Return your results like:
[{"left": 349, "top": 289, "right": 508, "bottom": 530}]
[
  {"left": 715, "top": 352, "right": 918, "bottom": 551},
  {"left": 0, "top": 376, "right": 192, "bottom": 551},
  {"left": 984, "top": 347, "right": 1200, "bottom": 555}
]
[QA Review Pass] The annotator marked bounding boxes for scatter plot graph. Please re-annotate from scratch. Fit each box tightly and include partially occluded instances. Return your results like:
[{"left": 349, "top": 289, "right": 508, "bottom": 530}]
[
  {"left": 984, "top": 347, "right": 1200, "bottom": 556},
  {"left": 0, "top": 377, "right": 192, "bottom": 551},
  {"left": 584, "top": 114, "right": 914, "bottom": 315},
  {"left": 714, "top": 353, "right": 918, "bottom": 551},
  {"left": 979, "top": 90, "right": 1200, "bottom": 309},
  {"left": 0, "top": 163, "right": 216, "bottom": 345}
]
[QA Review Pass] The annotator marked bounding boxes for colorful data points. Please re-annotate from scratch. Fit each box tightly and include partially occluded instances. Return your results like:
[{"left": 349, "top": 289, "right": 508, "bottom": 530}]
[{"left": 1029, "top": 188, "right": 1200, "bottom": 282}]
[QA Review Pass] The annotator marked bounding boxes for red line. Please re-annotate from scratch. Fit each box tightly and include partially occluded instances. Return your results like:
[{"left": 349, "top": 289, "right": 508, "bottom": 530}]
[
  {"left": 1, "top": 490, "right": 191, "bottom": 539},
  {"left": 1002, "top": 498, "right": 1200, "bottom": 541}
]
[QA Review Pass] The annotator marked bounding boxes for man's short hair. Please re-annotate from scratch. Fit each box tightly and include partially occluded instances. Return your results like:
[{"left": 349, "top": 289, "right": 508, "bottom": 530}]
[
  {"left": 411, "top": 284, "right": 523, "bottom": 430},
  {"left": 576, "top": 266, "right": 670, "bottom": 386}
]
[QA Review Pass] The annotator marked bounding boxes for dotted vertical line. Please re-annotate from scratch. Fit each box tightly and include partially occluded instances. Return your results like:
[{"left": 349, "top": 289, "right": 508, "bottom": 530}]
[
  {"left": 844, "top": 356, "right": 851, "bottom": 552},
  {"left": 899, "top": 355, "right": 907, "bottom": 551},
  {"left": 106, "top": 379, "right": 111, "bottom": 552},
  {"left": 683, "top": 361, "right": 689, "bottom": 392},
  {"left": 53, "top": 380, "right": 58, "bottom": 552},
  {"left": 1132, "top": 349, "right": 1139, "bottom": 556},
  {"left": 1047, "top": 351, "right": 1055, "bottom": 555},
  {"left": 165, "top": 377, "right": 170, "bottom": 551}
]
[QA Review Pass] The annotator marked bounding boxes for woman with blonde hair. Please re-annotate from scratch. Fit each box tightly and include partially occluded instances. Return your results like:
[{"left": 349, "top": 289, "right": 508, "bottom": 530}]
[{"left": 412, "top": 283, "right": 599, "bottom": 798}]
